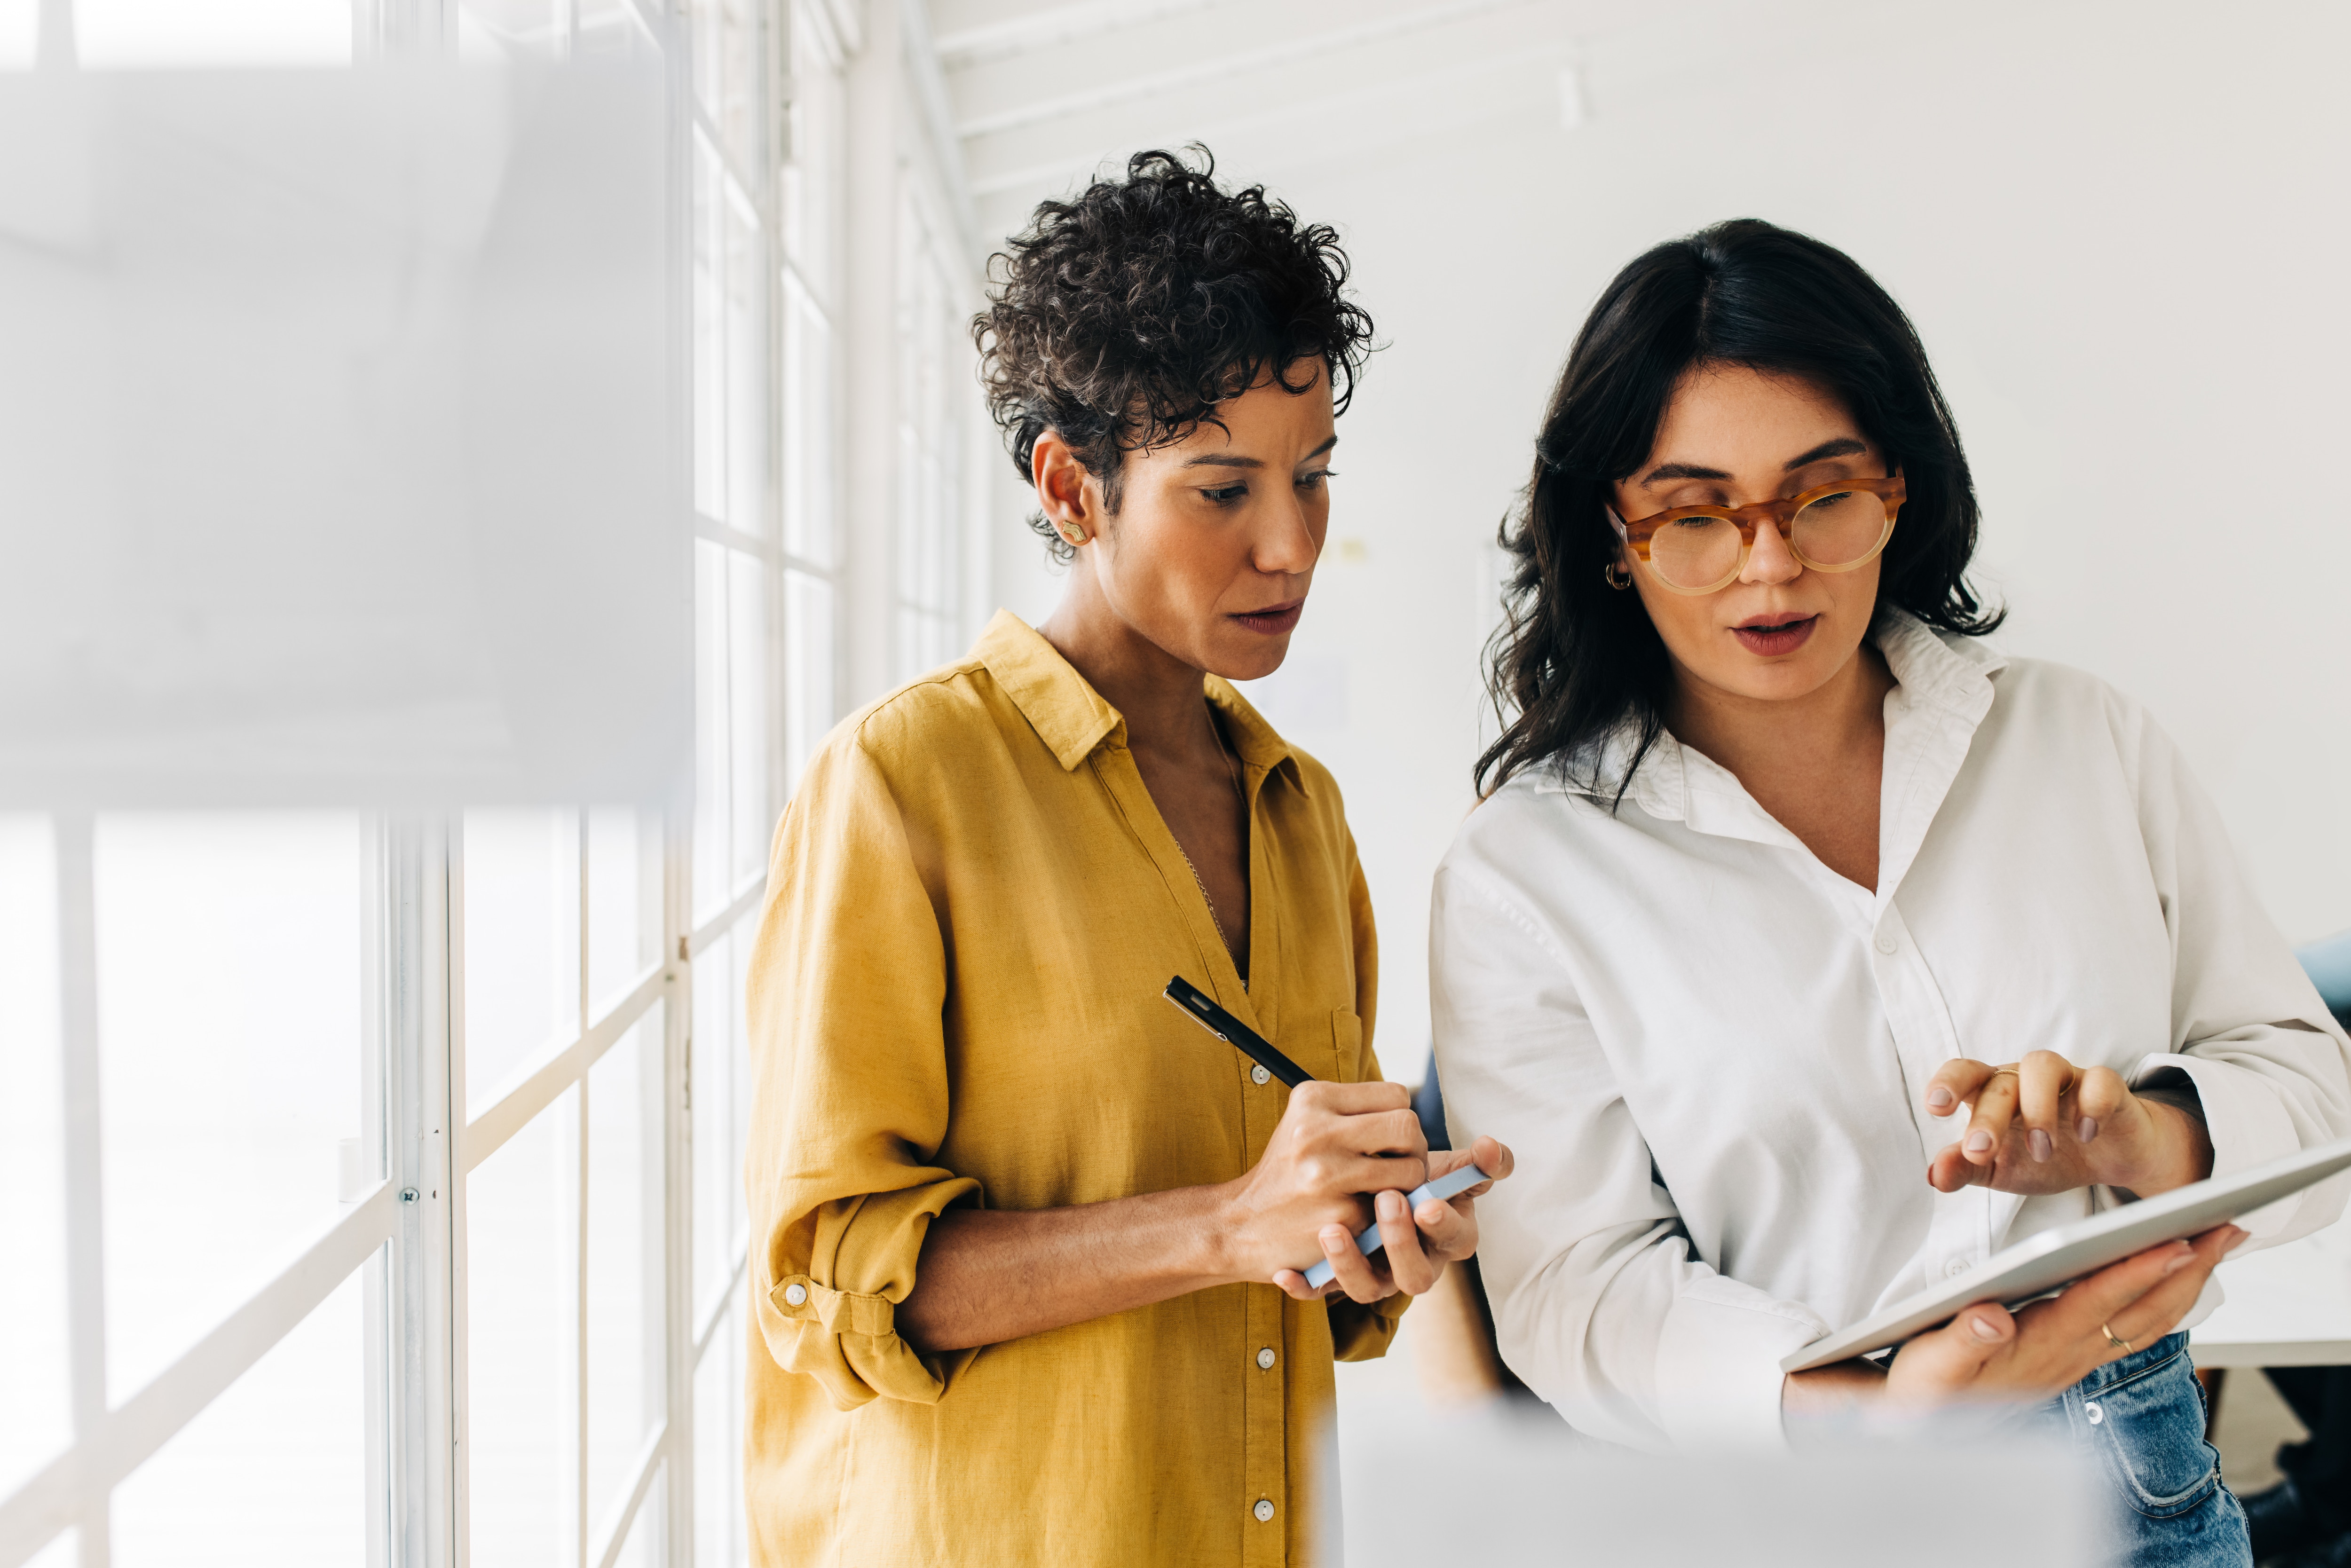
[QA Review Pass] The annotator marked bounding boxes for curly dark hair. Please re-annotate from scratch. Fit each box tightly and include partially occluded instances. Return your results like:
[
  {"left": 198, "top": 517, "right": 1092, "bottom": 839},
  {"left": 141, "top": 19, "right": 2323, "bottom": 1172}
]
[
  {"left": 1477, "top": 218, "right": 2004, "bottom": 801},
  {"left": 974, "top": 147, "right": 1377, "bottom": 562}
]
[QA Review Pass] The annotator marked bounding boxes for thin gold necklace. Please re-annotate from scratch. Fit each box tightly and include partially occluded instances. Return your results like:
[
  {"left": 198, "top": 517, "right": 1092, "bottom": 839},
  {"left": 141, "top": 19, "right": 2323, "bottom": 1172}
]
[{"left": 1176, "top": 718, "right": 1248, "bottom": 975}]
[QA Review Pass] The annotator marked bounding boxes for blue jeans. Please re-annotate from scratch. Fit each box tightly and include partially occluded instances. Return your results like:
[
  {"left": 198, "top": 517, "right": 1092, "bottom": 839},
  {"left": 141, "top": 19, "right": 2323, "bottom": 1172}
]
[{"left": 2037, "top": 1333, "right": 2250, "bottom": 1568}]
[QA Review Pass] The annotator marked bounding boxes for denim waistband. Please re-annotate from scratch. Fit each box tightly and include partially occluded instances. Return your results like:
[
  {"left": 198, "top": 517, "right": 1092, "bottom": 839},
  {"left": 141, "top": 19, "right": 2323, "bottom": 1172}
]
[{"left": 2067, "top": 1332, "right": 2193, "bottom": 1400}]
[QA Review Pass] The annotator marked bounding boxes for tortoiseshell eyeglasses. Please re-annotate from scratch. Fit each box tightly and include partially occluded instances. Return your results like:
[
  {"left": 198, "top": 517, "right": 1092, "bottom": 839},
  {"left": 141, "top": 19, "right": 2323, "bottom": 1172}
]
[{"left": 1607, "top": 474, "right": 1907, "bottom": 595}]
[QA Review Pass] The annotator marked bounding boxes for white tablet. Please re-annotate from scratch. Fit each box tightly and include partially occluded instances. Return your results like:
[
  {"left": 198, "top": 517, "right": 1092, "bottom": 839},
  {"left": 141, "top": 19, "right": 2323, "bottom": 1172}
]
[{"left": 1780, "top": 1135, "right": 2351, "bottom": 1373}]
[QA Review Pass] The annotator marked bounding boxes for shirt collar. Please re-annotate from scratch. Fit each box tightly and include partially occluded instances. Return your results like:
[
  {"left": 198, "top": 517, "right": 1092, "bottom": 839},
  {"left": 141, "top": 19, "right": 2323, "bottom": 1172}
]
[
  {"left": 975, "top": 610, "right": 1309, "bottom": 796},
  {"left": 1537, "top": 607, "right": 2008, "bottom": 821}
]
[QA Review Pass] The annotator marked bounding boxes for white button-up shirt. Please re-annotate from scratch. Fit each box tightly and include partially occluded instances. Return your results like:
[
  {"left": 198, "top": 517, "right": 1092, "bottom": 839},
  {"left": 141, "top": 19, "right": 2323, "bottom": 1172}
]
[{"left": 1430, "top": 610, "right": 2351, "bottom": 1451}]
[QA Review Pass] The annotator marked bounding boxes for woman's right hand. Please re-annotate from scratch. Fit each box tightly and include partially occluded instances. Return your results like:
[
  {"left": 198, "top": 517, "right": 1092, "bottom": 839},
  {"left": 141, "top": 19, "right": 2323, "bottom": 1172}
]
[
  {"left": 1216, "top": 1079, "right": 1427, "bottom": 1283},
  {"left": 1882, "top": 1224, "right": 2245, "bottom": 1408}
]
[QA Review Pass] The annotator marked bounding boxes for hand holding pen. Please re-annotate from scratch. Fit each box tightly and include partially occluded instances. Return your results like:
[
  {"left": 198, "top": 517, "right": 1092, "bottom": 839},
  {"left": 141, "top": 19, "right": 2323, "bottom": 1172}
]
[{"left": 1164, "top": 977, "right": 1515, "bottom": 1304}]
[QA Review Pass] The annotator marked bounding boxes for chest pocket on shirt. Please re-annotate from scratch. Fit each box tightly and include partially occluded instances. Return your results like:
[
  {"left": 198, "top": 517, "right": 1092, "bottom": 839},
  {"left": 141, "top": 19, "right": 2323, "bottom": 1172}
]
[{"left": 1329, "top": 1007, "right": 1366, "bottom": 1083}]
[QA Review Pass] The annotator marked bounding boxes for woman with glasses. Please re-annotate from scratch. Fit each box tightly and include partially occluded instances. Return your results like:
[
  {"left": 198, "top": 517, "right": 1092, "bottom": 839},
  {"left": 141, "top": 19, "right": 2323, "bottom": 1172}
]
[{"left": 1430, "top": 219, "right": 2351, "bottom": 1566}]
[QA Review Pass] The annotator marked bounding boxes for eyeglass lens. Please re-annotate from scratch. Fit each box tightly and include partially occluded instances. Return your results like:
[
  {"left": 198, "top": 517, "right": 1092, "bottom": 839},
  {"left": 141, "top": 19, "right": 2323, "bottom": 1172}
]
[{"left": 1647, "top": 489, "right": 1890, "bottom": 589}]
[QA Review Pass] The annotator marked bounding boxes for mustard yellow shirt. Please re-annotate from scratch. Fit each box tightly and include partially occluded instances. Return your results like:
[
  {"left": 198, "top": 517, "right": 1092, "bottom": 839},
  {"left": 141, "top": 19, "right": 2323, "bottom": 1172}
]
[{"left": 742, "top": 611, "right": 1400, "bottom": 1568}]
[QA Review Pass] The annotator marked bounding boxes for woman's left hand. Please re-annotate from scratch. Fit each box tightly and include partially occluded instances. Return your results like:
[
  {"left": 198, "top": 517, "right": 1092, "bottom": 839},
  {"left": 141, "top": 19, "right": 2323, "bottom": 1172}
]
[
  {"left": 1923, "top": 1051, "right": 2212, "bottom": 1199},
  {"left": 1272, "top": 1136, "right": 1514, "bottom": 1304}
]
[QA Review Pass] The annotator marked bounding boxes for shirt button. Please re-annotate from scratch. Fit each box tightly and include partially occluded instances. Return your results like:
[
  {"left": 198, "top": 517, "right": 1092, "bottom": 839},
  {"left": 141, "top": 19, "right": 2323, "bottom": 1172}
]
[
  {"left": 1250, "top": 1064, "right": 1271, "bottom": 1086},
  {"left": 1253, "top": 1499, "right": 1275, "bottom": 1523},
  {"left": 1256, "top": 1347, "right": 1277, "bottom": 1370},
  {"left": 1944, "top": 1258, "right": 1969, "bottom": 1279},
  {"left": 784, "top": 1283, "right": 808, "bottom": 1306},
  {"left": 1875, "top": 932, "right": 1899, "bottom": 955}
]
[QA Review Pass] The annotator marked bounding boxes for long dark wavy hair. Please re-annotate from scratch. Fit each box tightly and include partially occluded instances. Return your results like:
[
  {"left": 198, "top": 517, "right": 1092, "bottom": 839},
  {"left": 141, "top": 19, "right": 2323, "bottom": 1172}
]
[{"left": 1476, "top": 218, "right": 2003, "bottom": 800}]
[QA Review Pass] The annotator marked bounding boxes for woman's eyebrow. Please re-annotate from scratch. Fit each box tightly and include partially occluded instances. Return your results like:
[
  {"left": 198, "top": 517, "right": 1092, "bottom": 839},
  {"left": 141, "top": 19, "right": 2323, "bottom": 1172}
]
[
  {"left": 1181, "top": 434, "right": 1338, "bottom": 470},
  {"left": 1641, "top": 462, "right": 1732, "bottom": 485},
  {"left": 1783, "top": 437, "right": 1868, "bottom": 470}
]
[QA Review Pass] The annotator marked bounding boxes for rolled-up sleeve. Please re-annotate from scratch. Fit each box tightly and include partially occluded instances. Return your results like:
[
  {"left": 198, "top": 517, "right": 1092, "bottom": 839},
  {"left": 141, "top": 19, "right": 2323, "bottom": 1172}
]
[
  {"left": 1430, "top": 865, "right": 1823, "bottom": 1452},
  {"left": 743, "top": 733, "right": 983, "bottom": 1411},
  {"left": 2128, "top": 708, "right": 2351, "bottom": 1241}
]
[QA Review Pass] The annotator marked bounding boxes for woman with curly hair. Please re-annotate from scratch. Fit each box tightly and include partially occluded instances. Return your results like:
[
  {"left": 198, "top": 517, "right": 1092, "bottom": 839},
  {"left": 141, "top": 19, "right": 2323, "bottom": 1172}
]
[
  {"left": 1429, "top": 220, "right": 2349, "bottom": 1564},
  {"left": 741, "top": 149, "right": 1509, "bottom": 1567}
]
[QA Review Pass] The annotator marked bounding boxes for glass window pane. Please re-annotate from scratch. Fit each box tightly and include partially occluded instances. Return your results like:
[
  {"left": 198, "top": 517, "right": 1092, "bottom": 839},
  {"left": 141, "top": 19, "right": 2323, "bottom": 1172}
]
[
  {"left": 728, "top": 922, "right": 753, "bottom": 1243},
  {"left": 76, "top": 0, "right": 353, "bottom": 69},
  {"left": 692, "top": 134, "right": 726, "bottom": 525},
  {"left": 21, "top": 1528, "right": 74, "bottom": 1568},
  {"left": 728, "top": 552, "right": 771, "bottom": 891},
  {"left": 725, "top": 176, "right": 768, "bottom": 538},
  {"left": 694, "top": 539, "right": 731, "bottom": 924},
  {"left": 587, "top": 804, "right": 662, "bottom": 1022},
  {"left": 0, "top": 814, "right": 70, "bottom": 1497},
  {"left": 780, "top": 276, "right": 835, "bottom": 569},
  {"left": 690, "top": 927, "right": 735, "bottom": 1327},
  {"left": 466, "top": 1088, "right": 580, "bottom": 1568},
  {"left": 111, "top": 1259, "right": 379, "bottom": 1568},
  {"left": 602, "top": 1463, "right": 661, "bottom": 1568},
  {"left": 464, "top": 808, "right": 582, "bottom": 1116},
  {"left": 782, "top": 570, "right": 834, "bottom": 798},
  {"left": 693, "top": 1293, "right": 747, "bottom": 1568},
  {"left": 95, "top": 811, "right": 365, "bottom": 1403},
  {"left": 586, "top": 1009, "right": 664, "bottom": 1516}
]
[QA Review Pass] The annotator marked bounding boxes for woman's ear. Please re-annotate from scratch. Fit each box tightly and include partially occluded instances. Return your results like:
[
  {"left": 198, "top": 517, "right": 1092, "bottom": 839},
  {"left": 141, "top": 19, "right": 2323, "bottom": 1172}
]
[{"left": 1032, "top": 432, "right": 1096, "bottom": 547}]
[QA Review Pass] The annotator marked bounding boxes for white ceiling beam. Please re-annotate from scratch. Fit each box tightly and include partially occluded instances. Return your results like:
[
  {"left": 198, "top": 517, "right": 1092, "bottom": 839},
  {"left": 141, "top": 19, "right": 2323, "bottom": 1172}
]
[
  {"left": 948, "top": 0, "right": 1538, "bottom": 140},
  {"left": 965, "top": 40, "right": 1558, "bottom": 202},
  {"left": 931, "top": 0, "right": 1222, "bottom": 71}
]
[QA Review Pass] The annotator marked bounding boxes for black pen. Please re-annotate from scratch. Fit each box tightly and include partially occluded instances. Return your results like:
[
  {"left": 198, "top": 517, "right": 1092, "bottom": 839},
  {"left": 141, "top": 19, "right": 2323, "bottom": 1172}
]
[{"left": 1161, "top": 975, "right": 1311, "bottom": 1086}]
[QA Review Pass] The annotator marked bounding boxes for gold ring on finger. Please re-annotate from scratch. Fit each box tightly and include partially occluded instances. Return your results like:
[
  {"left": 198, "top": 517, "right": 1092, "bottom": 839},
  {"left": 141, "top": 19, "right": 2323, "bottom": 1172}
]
[{"left": 2102, "top": 1322, "right": 2133, "bottom": 1353}]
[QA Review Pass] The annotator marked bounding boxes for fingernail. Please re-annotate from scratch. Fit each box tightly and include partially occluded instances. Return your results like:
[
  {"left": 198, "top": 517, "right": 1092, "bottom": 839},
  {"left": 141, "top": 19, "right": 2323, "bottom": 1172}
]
[
  {"left": 2225, "top": 1225, "right": 2248, "bottom": 1244},
  {"left": 2029, "top": 1129, "right": 2051, "bottom": 1162},
  {"left": 1321, "top": 1229, "right": 1347, "bottom": 1252},
  {"left": 1926, "top": 1087, "right": 1955, "bottom": 1111},
  {"left": 1969, "top": 1315, "right": 2004, "bottom": 1342},
  {"left": 2163, "top": 1248, "right": 2195, "bottom": 1275},
  {"left": 2076, "top": 1117, "right": 2099, "bottom": 1144},
  {"left": 1418, "top": 1202, "right": 1446, "bottom": 1226},
  {"left": 1964, "top": 1130, "right": 1993, "bottom": 1155},
  {"left": 1377, "top": 1191, "right": 1402, "bottom": 1220}
]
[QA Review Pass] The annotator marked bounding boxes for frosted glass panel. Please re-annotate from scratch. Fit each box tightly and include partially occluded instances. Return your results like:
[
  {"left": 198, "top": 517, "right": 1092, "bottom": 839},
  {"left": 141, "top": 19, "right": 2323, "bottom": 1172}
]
[
  {"left": 0, "top": 814, "right": 69, "bottom": 1497},
  {"left": 466, "top": 1088, "right": 578, "bottom": 1568},
  {"left": 94, "top": 812, "right": 364, "bottom": 1402},
  {"left": 75, "top": 0, "right": 354, "bottom": 69},
  {"left": 465, "top": 808, "right": 582, "bottom": 1113},
  {"left": 111, "top": 1261, "right": 376, "bottom": 1568},
  {"left": 0, "top": 0, "right": 36, "bottom": 69}
]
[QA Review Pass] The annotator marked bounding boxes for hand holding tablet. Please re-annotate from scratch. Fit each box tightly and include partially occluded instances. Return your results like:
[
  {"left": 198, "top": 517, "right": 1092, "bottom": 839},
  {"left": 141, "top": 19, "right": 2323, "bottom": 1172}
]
[{"left": 1784, "top": 1134, "right": 2351, "bottom": 1372}]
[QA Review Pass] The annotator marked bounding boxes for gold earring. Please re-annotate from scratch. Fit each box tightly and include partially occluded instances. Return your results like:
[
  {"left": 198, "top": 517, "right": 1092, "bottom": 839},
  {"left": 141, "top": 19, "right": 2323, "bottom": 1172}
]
[
  {"left": 1604, "top": 561, "right": 1633, "bottom": 590},
  {"left": 1058, "top": 523, "right": 1088, "bottom": 546}
]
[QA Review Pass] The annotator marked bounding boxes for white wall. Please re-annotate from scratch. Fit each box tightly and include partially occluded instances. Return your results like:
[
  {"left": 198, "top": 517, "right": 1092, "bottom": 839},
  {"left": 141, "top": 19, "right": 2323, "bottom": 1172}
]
[{"left": 986, "top": 0, "right": 2351, "bottom": 1083}]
